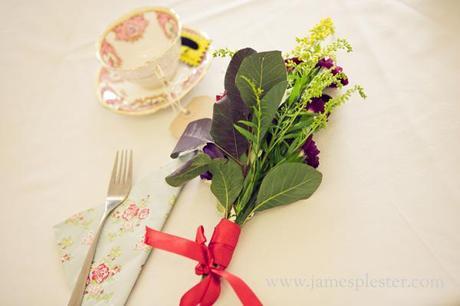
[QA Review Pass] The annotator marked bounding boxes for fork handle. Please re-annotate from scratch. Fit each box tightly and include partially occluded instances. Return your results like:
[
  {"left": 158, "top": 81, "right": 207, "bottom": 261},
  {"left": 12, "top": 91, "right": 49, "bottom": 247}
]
[{"left": 67, "top": 211, "right": 108, "bottom": 306}]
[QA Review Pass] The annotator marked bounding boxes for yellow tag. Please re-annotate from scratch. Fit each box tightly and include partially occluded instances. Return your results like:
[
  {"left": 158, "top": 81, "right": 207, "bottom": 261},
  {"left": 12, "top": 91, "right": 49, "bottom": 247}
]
[{"left": 180, "top": 31, "right": 211, "bottom": 67}]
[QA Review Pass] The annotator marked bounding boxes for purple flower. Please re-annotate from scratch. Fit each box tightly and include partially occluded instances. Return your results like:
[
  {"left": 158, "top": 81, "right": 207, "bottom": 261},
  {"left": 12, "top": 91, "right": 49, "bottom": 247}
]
[
  {"left": 284, "top": 57, "right": 303, "bottom": 72},
  {"left": 285, "top": 57, "right": 303, "bottom": 65},
  {"left": 200, "top": 171, "right": 213, "bottom": 180},
  {"left": 200, "top": 143, "right": 225, "bottom": 180},
  {"left": 203, "top": 143, "right": 224, "bottom": 159},
  {"left": 332, "top": 66, "right": 343, "bottom": 75},
  {"left": 317, "top": 57, "right": 334, "bottom": 69},
  {"left": 301, "top": 136, "right": 320, "bottom": 168},
  {"left": 307, "top": 94, "right": 331, "bottom": 113},
  {"left": 330, "top": 66, "right": 349, "bottom": 87}
]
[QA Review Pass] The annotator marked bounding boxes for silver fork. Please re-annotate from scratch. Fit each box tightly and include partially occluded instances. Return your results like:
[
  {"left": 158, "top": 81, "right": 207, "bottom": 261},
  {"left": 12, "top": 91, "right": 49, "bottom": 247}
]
[{"left": 67, "top": 150, "right": 133, "bottom": 306}]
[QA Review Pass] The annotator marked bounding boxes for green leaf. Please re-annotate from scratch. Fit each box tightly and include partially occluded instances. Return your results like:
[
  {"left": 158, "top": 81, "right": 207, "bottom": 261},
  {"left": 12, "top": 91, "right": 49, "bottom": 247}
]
[
  {"left": 288, "top": 74, "right": 304, "bottom": 104},
  {"left": 236, "top": 51, "right": 287, "bottom": 108},
  {"left": 254, "top": 162, "right": 322, "bottom": 211},
  {"left": 225, "top": 48, "right": 257, "bottom": 103},
  {"left": 165, "top": 153, "right": 211, "bottom": 187},
  {"left": 287, "top": 67, "right": 318, "bottom": 104},
  {"left": 239, "top": 153, "right": 248, "bottom": 164},
  {"left": 282, "top": 133, "right": 299, "bottom": 140},
  {"left": 234, "top": 124, "right": 255, "bottom": 142},
  {"left": 209, "top": 158, "right": 244, "bottom": 211},
  {"left": 259, "top": 80, "right": 287, "bottom": 139},
  {"left": 287, "top": 113, "right": 315, "bottom": 133},
  {"left": 237, "top": 120, "right": 257, "bottom": 129}
]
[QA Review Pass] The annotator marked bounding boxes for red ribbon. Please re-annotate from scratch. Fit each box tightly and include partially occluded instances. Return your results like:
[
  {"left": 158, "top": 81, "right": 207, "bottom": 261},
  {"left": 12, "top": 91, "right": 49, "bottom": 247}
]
[{"left": 144, "top": 219, "right": 262, "bottom": 306}]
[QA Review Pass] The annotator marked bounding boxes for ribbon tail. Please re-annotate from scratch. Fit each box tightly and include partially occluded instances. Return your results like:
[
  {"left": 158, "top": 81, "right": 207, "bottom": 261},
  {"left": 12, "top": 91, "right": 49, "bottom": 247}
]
[
  {"left": 200, "top": 274, "right": 221, "bottom": 306},
  {"left": 180, "top": 275, "right": 220, "bottom": 306},
  {"left": 214, "top": 270, "right": 262, "bottom": 306},
  {"left": 145, "top": 226, "right": 206, "bottom": 263}
]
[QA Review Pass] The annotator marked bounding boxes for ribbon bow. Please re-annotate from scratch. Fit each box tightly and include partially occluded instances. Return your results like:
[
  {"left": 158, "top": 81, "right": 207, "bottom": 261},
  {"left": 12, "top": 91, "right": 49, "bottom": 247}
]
[{"left": 144, "top": 219, "right": 262, "bottom": 306}]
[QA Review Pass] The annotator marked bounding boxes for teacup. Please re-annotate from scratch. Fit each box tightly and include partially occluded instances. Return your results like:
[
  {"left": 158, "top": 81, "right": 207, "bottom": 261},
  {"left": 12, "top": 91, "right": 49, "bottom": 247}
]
[{"left": 96, "top": 7, "right": 182, "bottom": 89}]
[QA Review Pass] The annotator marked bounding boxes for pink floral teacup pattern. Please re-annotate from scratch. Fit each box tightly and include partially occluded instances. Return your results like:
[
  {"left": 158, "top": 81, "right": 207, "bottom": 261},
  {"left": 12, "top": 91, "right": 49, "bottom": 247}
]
[
  {"left": 114, "top": 14, "right": 149, "bottom": 42},
  {"left": 96, "top": 7, "right": 182, "bottom": 90},
  {"left": 157, "top": 12, "right": 178, "bottom": 39},
  {"left": 100, "top": 40, "right": 122, "bottom": 68}
]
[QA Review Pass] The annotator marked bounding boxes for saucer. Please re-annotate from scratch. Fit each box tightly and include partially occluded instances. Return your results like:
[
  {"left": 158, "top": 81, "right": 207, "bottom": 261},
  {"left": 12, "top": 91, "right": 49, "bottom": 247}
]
[{"left": 96, "top": 27, "right": 212, "bottom": 116}]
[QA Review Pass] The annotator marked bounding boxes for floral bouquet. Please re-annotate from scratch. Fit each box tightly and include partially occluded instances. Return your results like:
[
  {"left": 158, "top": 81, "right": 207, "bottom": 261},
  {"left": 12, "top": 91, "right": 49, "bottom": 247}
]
[{"left": 145, "top": 18, "right": 366, "bottom": 306}]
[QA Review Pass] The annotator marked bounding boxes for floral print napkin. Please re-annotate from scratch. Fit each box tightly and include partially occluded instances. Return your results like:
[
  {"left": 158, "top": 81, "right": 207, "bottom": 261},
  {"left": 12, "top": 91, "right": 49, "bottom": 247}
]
[{"left": 54, "top": 162, "right": 183, "bottom": 305}]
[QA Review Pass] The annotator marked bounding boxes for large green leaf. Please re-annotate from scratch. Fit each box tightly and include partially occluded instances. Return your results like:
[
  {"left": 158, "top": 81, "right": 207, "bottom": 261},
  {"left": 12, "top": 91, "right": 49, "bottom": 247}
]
[
  {"left": 259, "top": 80, "right": 287, "bottom": 139},
  {"left": 235, "top": 51, "right": 287, "bottom": 108},
  {"left": 224, "top": 48, "right": 257, "bottom": 104},
  {"left": 254, "top": 162, "right": 322, "bottom": 211},
  {"left": 209, "top": 158, "right": 244, "bottom": 211},
  {"left": 165, "top": 153, "right": 211, "bottom": 187}
]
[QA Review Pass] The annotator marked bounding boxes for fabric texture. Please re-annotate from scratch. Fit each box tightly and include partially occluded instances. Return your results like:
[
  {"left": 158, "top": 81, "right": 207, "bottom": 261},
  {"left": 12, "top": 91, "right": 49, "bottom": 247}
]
[{"left": 54, "top": 163, "right": 182, "bottom": 305}]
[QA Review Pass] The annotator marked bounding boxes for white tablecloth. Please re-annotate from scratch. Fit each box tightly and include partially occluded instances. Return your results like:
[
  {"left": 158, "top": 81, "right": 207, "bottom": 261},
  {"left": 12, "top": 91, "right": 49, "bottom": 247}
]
[{"left": 1, "top": 0, "right": 459, "bottom": 305}]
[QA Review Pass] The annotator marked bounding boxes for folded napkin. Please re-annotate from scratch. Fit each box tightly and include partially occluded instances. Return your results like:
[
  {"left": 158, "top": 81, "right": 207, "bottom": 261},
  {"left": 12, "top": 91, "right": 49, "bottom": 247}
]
[{"left": 54, "top": 162, "right": 182, "bottom": 305}]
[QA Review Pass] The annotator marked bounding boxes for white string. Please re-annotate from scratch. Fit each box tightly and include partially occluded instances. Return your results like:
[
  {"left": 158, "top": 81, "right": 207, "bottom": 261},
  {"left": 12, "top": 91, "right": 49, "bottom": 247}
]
[{"left": 153, "top": 65, "right": 190, "bottom": 115}]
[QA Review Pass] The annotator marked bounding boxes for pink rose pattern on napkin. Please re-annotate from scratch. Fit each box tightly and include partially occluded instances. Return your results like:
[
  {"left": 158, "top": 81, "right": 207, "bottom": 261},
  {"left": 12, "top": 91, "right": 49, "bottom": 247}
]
[
  {"left": 84, "top": 248, "right": 122, "bottom": 302},
  {"left": 54, "top": 163, "right": 183, "bottom": 306},
  {"left": 91, "top": 263, "right": 111, "bottom": 283}
]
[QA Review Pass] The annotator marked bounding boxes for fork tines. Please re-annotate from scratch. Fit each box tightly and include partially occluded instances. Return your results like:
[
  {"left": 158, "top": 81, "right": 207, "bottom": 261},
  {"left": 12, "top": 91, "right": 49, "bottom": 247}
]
[{"left": 110, "top": 149, "right": 133, "bottom": 185}]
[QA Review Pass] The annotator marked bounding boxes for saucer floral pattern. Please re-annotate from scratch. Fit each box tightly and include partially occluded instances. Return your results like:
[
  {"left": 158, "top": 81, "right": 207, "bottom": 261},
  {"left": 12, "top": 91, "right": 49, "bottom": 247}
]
[{"left": 96, "top": 27, "right": 212, "bottom": 115}]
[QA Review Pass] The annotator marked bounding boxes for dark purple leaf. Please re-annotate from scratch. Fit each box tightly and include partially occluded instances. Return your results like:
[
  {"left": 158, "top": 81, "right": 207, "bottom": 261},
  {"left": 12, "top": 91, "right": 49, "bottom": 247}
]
[
  {"left": 225, "top": 48, "right": 257, "bottom": 110},
  {"left": 209, "top": 48, "right": 257, "bottom": 160},
  {"left": 210, "top": 95, "right": 249, "bottom": 159},
  {"left": 170, "top": 118, "right": 213, "bottom": 159},
  {"left": 203, "top": 143, "right": 225, "bottom": 159}
]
